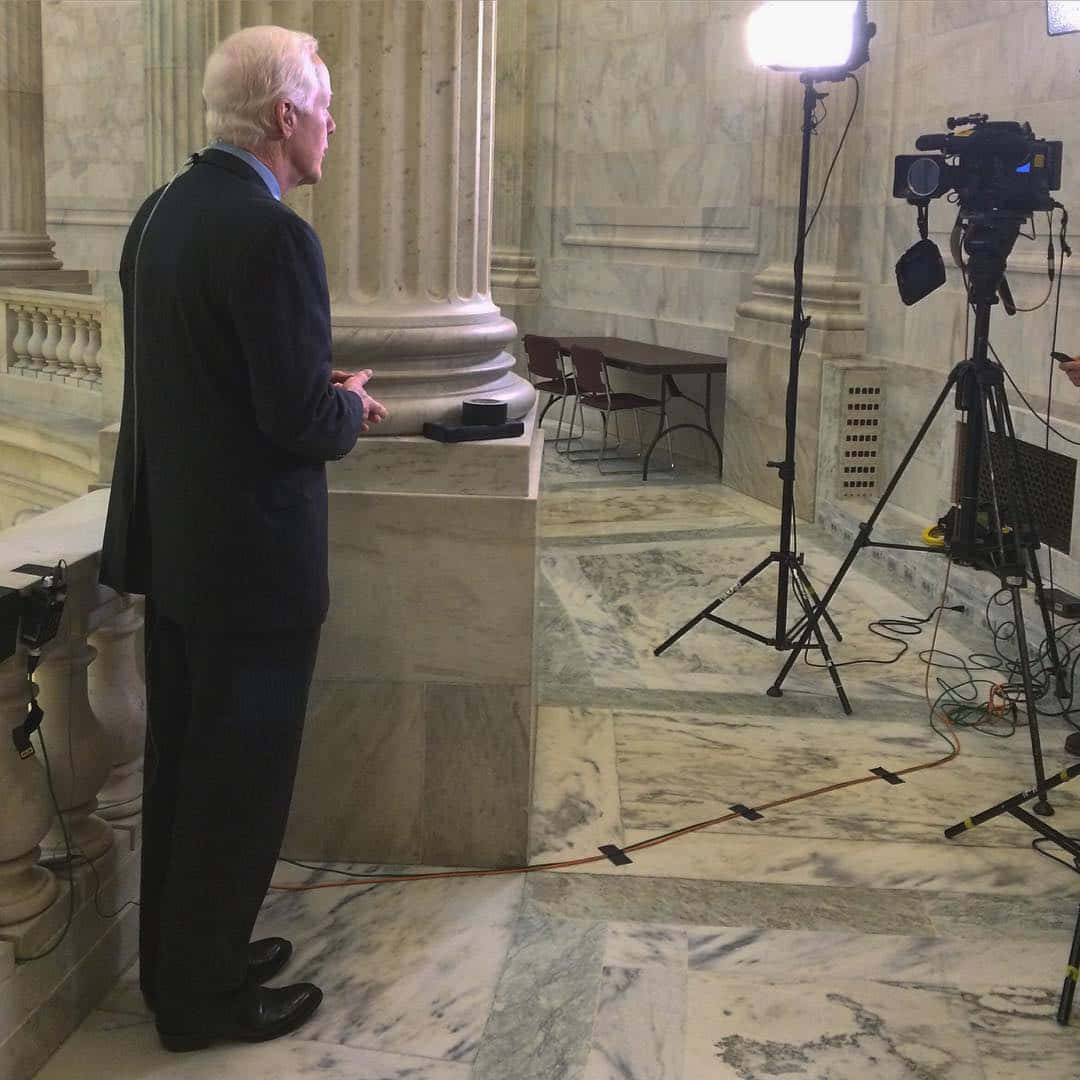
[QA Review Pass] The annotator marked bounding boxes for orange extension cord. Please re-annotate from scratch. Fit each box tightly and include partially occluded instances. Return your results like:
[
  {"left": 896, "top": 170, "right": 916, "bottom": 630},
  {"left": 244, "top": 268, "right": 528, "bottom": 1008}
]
[{"left": 270, "top": 565, "right": 969, "bottom": 895}]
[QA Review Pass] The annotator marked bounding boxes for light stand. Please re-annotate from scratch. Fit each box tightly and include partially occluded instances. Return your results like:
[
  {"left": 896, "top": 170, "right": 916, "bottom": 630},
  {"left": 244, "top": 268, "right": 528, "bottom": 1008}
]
[
  {"left": 944, "top": 762, "right": 1080, "bottom": 1025},
  {"left": 655, "top": 72, "right": 852, "bottom": 714}
]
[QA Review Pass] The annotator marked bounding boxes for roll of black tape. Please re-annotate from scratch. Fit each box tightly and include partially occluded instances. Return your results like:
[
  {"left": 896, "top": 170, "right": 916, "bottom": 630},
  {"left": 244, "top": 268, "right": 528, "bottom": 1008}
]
[{"left": 462, "top": 398, "right": 508, "bottom": 426}]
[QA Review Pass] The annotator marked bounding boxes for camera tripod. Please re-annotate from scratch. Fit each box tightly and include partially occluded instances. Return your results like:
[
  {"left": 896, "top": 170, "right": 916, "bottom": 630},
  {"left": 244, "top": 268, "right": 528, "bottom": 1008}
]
[{"left": 767, "top": 212, "right": 1068, "bottom": 814}]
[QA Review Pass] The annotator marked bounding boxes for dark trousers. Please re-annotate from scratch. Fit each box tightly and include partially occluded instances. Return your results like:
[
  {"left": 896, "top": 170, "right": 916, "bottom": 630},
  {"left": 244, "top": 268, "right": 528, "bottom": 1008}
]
[{"left": 139, "top": 604, "right": 320, "bottom": 1011}]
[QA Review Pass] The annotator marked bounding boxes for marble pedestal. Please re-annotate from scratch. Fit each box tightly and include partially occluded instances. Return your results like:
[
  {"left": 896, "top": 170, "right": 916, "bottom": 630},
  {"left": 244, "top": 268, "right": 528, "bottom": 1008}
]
[{"left": 283, "top": 408, "right": 543, "bottom": 868}]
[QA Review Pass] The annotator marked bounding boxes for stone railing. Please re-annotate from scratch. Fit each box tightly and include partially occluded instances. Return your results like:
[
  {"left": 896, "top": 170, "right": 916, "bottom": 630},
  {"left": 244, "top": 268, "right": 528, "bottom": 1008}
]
[
  {"left": 0, "top": 490, "right": 144, "bottom": 1078},
  {"left": 0, "top": 288, "right": 104, "bottom": 389}
]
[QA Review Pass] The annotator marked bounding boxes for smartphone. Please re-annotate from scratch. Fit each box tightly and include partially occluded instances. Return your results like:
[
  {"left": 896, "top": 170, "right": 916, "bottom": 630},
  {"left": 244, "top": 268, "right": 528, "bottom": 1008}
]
[{"left": 1052, "top": 352, "right": 1074, "bottom": 364}]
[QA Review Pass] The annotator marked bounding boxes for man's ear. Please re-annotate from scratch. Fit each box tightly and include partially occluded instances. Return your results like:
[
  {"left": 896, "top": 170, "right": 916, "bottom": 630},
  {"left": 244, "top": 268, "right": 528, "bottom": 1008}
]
[{"left": 273, "top": 99, "right": 295, "bottom": 138}]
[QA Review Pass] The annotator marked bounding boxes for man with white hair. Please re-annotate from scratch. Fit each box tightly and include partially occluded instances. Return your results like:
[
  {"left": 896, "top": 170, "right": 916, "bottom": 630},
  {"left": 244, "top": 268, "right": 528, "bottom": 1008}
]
[{"left": 100, "top": 25, "right": 385, "bottom": 1051}]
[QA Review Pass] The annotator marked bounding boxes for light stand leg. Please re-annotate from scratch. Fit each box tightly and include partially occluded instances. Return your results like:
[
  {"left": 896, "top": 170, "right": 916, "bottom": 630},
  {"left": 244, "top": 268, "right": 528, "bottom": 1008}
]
[
  {"left": 944, "top": 766, "right": 1080, "bottom": 1026},
  {"left": 773, "top": 76, "right": 819, "bottom": 647},
  {"left": 1007, "top": 583, "right": 1055, "bottom": 815},
  {"left": 768, "top": 366, "right": 961, "bottom": 696},
  {"left": 1059, "top": 903, "right": 1080, "bottom": 1026},
  {"left": 788, "top": 558, "right": 843, "bottom": 644}
]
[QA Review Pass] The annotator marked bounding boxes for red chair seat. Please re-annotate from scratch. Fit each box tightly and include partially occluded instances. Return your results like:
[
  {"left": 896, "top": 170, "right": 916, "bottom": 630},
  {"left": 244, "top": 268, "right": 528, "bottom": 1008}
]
[
  {"left": 579, "top": 391, "right": 660, "bottom": 410},
  {"left": 533, "top": 375, "right": 575, "bottom": 395}
]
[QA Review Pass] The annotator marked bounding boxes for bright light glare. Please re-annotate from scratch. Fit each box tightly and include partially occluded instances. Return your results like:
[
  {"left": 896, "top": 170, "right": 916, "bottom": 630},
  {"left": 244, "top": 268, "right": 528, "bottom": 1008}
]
[{"left": 747, "top": 0, "right": 858, "bottom": 70}]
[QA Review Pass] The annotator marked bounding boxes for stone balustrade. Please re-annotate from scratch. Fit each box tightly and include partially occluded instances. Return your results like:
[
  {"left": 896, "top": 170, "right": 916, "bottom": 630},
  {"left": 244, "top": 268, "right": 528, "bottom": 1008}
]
[
  {"left": 1, "top": 288, "right": 104, "bottom": 390},
  {"left": 0, "top": 490, "right": 144, "bottom": 956}
]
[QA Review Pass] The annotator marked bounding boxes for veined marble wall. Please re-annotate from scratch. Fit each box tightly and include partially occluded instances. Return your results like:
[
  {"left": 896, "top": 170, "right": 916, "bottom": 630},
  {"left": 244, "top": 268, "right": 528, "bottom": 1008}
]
[
  {"left": 515, "top": 0, "right": 762, "bottom": 457},
  {"left": 41, "top": 0, "right": 145, "bottom": 275}
]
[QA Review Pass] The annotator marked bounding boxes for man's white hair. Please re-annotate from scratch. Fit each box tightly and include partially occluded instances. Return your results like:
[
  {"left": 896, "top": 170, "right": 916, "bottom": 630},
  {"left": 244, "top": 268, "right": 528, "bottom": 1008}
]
[{"left": 203, "top": 25, "right": 327, "bottom": 150}]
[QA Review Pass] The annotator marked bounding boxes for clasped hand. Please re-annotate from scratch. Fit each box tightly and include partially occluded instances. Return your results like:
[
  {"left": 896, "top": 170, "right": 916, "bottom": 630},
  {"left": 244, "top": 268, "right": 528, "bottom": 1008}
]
[{"left": 331, "top": 368, "right": 388, "bottom": 431}]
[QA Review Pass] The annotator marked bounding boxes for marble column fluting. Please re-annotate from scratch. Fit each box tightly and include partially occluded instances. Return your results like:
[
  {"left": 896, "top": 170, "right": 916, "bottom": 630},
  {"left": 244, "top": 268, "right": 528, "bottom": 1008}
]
[
  {"left": 312, "top": 0, "right": 535, "bottom": 434},
  {"left": 0, "top": 0, "right": 61, "bottom": 272},
  {"left": 491, "top": 0, "right": 540, "bottom": 305},
  {"left": 144, "top": 0, "right": 213, "bottom": 187}
]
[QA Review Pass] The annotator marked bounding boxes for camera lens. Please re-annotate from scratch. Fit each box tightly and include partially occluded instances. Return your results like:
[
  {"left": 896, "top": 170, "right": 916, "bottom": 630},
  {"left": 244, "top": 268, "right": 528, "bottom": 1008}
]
[{"left": 906, "top": 157, "right": 942, "bottom": 199}]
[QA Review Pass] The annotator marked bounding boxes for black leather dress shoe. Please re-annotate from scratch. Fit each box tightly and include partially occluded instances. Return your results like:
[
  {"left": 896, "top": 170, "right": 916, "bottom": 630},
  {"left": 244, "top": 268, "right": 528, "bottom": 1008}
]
[
  {"left": 156, "top": 982, "right": 323, "bottom": 1052},
  {"left": 247, "top": 937, "right": 292, "bottom": 983},
  {"left": 142, "top": 938, "right": 293, "bottom": 1013}
]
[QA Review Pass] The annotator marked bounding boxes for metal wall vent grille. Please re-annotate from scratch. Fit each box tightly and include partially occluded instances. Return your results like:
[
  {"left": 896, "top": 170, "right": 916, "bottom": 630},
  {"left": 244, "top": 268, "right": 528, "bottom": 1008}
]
[{"left": 840, "top": 372, "right": 883, "bottom": 498}]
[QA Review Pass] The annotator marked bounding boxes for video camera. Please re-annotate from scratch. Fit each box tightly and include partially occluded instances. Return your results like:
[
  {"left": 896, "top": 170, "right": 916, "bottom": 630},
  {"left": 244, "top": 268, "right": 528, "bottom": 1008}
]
[
  {"left": 1, "top": 562, "right": 68, "bottom": 758},
  {"left": 892, "top": 115, "right": 1063, "bottom": 306},
  {"left": 894, "top": 114, "right": 1062, "bottom": 213}
]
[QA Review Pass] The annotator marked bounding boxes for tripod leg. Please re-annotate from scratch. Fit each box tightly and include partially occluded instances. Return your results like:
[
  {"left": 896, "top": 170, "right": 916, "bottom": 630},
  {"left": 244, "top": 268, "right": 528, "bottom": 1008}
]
[
  {"left": 791, "top": 559, "right": 843, "bottom": 643},
  {"left": 654, "top": 553, "right": 776, "bottom": 656},
  {"left": 798, "top": 578, "right": 852, "bottom": 714},
  {"left": 1058, "top": 901, "right": 1080, "bottom": 1026},
  {"left": 1008, "top": 583, "right": 1054, "bottom": 815}
]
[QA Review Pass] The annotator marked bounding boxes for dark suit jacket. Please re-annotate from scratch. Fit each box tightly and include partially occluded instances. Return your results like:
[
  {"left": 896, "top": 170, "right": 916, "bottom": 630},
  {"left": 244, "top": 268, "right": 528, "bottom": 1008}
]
[{"left": 100, "top": 149, "right": 365, "bottom": 631}]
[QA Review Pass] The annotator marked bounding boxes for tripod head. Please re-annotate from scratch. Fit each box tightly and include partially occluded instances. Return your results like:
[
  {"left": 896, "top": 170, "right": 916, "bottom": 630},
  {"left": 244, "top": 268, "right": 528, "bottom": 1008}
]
[{"left": 959, "top": 211, "right": 1024, "bottom": 309}]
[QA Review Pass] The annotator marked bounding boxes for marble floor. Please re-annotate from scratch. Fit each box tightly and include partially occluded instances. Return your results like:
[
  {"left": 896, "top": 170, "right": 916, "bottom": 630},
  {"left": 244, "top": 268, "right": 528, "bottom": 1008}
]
[{"left": 34, "top": 434, "right": 1080, "bottom": 1078}]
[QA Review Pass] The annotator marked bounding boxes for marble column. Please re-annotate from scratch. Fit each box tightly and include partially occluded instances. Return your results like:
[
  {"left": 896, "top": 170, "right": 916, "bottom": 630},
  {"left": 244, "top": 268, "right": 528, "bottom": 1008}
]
[
  {"left": 88, "top": 597, "right": 146, "bottom": 826},
  {"left": 0, "top": 648, "right": 60, "bottom": 928},
  {"left": 490, "top": 0, "right": 540, "bottom": 307},
  {"left": 0, "top": 0, "right": 85, "bottom": 290},
  {"left": 724, "top": 72, "right": 867, "bottom": 521},
  {"left": 311, "top": 0, "right": 535, "bottom": 433}
]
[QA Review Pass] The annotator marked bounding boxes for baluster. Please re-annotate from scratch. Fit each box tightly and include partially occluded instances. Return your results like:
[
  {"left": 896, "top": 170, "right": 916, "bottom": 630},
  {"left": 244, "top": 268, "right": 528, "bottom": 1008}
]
[
  {"left": 10, "top": 304, "right": 32, "bottom": 374},
  {"left": 69, "top": 314, "right": 88, "bottom": 379},
  {"left": 55, "top": 311, "right": 76, "bottom": 378},
  {"left": 34, "top": 577, "right": 114, "bottom": 864},
  {"left": 40, "top": 308, "right": 61, "bottom": 377},
  {"left": 84, "top": 317, "right": 102, "bottom": 385},
  {"left": 25, "top": 307, "right": 46, "bottom": 373},
  {"left": 89, "top": 597, "right": 146, "bottom": 824},
  {"left": 0, "top": 647, "right": 61, "bottom": 929}
]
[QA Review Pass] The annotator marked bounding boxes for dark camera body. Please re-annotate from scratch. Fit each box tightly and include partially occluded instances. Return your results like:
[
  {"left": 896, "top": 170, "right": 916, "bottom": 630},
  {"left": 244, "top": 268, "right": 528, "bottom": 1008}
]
[{"left": 894, "top": 118, "right": 1062, "bottom": 213}]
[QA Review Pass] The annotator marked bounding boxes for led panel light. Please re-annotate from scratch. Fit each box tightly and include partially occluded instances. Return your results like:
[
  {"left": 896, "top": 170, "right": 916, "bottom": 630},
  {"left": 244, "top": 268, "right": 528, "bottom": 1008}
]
[
  {"left": 747, "top": 0, "right": 860, "bottom": 71},
  {"left": 1047, "top": 0, "right": 1080, "bottom": 36}
]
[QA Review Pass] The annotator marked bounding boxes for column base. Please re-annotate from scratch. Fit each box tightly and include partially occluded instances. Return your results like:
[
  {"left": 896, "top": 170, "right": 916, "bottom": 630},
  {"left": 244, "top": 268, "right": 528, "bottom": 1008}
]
[{"left": 0, "top": 270, "right": 90, "bottom": 293}]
